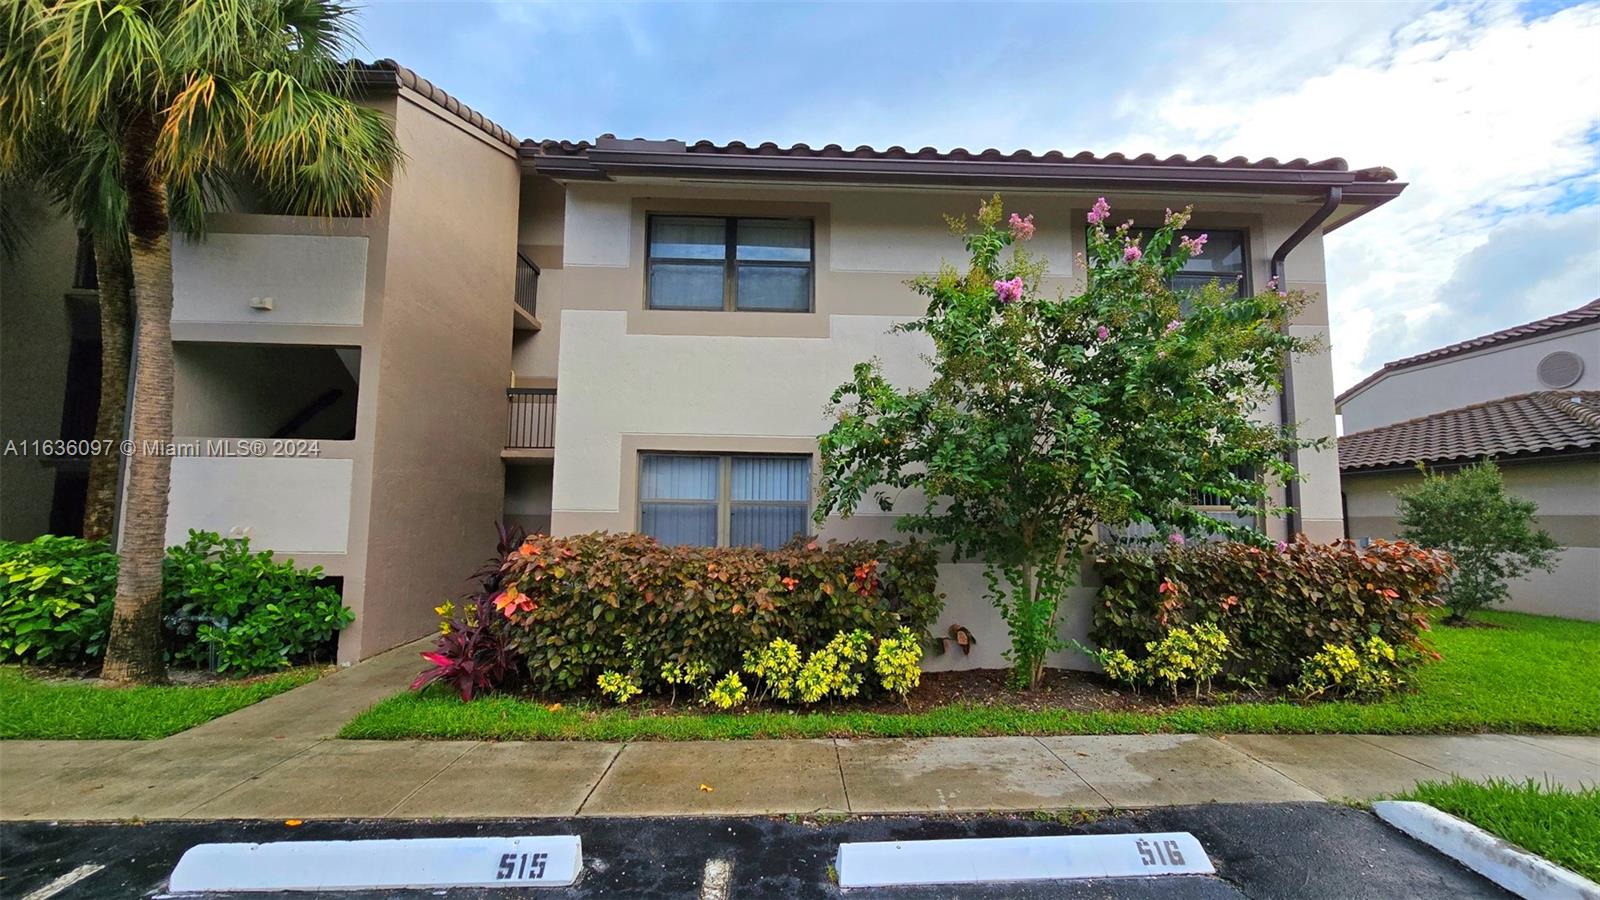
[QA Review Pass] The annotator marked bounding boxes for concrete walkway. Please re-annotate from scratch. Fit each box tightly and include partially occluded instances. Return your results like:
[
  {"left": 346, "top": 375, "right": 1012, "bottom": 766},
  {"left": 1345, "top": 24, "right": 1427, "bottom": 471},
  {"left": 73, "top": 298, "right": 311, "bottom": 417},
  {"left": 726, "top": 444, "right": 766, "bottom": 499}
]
[
  {"left": 2, "top": 642, "right": 1595, "bottom": 821},
  {"left": 2, "top": 732, "right": 1594, "bottom": 822}
]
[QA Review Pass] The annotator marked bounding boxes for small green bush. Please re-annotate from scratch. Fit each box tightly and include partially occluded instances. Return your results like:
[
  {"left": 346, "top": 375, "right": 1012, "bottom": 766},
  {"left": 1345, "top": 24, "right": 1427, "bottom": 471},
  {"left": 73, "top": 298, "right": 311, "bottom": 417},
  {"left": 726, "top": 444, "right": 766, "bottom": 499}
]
[
  {"left": 0, "top": 531, "right": 352, "bottom": 674},
  {"left": 491, "top": 532, "right": 943, "bottom": 695},
  {"left": 0, "top": 535, "right": 118, "bottom": 665},
  {"left": 163, "top": 530, "right": 353, "bottom": 673},
  {"left": 1397, "top": 460, "right": 1559, "bottom": 620},
  {"left": 1092, "top": 538, "right": 1451, "bottom": 686}
]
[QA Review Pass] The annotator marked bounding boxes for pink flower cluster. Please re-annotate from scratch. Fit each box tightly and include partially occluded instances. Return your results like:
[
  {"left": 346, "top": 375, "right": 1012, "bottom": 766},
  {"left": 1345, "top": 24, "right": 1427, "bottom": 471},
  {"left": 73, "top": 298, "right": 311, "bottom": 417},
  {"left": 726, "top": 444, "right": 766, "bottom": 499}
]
[
  {"left": 1096, "top": 324, "right": 1111, "bottom": 341},
  {"left": 1164, "top": 319, "right": 1182, "bottom": 334},
  {"left": 1178, "top": 233, "right": 1209, "bottom": 256},
  {"left": 993, "top": 276, "right": 1024, "bottom": 304},
  {"left": 1123, "top": 243, "right": 1143, "bottom": 262},
  {"left": 1087, "top": 197, "right": 1110, "bottom": 225},
  {"left": 1008, "top": 213, "right": 1036, "bottom": 241},
  {"left": 1168, "top": 532, "right": 1185, "bottom": 546}
]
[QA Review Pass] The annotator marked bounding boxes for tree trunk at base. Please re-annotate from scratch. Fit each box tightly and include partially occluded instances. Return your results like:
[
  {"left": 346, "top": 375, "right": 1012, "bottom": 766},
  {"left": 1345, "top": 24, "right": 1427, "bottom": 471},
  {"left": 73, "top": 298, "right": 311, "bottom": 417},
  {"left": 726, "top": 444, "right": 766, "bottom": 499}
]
[
  {"left": 101, "top": 141, "right": 172, "bottom": 684},
  {"left": 81, "top": 233, "right": 132, "bottom": 543}
]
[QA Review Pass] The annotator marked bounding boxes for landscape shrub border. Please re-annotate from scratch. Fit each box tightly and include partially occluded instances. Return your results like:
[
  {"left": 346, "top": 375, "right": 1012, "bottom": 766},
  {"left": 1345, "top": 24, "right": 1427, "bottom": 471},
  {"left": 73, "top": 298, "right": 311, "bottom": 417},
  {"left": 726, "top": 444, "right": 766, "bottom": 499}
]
[
  {"left": 0, "top": 530, "right": 353, "bottom": 674},
  {"left": 474, "top": 532, "right": 943, "bottom": 697},
  {"left": 1091, "top": 537, "right": 1452, "bottom": 686}
]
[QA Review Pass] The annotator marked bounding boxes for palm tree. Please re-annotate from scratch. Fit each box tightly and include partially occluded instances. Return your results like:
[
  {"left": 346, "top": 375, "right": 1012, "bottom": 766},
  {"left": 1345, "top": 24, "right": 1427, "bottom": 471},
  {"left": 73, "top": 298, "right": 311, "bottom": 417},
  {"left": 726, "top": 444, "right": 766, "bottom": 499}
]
[{"left": 2, "top": 0, "right": 400, "bottom": 683}]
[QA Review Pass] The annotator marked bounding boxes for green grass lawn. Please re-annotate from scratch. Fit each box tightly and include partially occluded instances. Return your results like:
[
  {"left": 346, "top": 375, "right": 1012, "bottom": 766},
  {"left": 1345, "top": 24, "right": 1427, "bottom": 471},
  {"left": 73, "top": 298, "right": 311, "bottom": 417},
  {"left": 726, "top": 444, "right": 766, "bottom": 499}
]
[
  {"left": 0, "top": 666, "right": 323, "bottom": 739},
  {"left": 340, "top": 610, "right": 1600, "bottom": 741},
  {"left": 1397, "top": 777, "right": 1600, "bottom": 881}
]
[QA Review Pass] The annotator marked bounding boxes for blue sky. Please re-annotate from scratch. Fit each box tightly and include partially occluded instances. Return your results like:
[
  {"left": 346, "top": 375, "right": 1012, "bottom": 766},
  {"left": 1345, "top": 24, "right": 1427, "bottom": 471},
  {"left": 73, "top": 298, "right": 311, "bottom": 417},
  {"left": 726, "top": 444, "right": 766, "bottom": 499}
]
[{"left": 359, "top": 0, "right": 1600, "bottom": 390}]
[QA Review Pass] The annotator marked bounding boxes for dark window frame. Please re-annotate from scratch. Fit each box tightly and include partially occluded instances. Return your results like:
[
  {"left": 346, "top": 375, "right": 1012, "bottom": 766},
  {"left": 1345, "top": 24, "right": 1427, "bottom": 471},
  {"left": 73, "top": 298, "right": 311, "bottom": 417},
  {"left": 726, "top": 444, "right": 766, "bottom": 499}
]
[
  {"left": 637, "top": 451, "right": 813, "bottom": 547},
  {"left": 1131, "top": 226, "right": 1252, "bottom": 298},
  {"left": 645, "top": 214, "right": 816, "bottom": 313}
]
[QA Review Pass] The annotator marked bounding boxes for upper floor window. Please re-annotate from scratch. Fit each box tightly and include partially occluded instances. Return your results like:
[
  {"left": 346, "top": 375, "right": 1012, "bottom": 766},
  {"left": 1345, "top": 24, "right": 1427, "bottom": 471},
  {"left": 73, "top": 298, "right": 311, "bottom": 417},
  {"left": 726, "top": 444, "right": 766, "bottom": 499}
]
[
  {"left": 647, "top": 215, "right": 813, "bottom": 312},
  {"left": 639, "top": 452, "right": 811, "bottom": 548},
  {"left": 1134, "top": 228, "right": 1248, "bottom": 297}
]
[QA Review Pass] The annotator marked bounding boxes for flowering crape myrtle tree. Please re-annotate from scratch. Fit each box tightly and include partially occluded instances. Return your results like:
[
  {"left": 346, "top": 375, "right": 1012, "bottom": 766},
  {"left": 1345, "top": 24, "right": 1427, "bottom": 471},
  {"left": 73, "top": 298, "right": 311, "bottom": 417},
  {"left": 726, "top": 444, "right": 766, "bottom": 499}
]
[{"left": 815, "top": 196, "right": 1320, "bottom": 688}]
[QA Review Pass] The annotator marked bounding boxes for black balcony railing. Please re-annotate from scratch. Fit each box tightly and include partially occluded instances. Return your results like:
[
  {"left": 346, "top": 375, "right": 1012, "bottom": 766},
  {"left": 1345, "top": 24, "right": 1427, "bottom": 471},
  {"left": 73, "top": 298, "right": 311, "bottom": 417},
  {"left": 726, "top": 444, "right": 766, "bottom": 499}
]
[
  {"left": 515, "top": 252, "right": 540, "bottom": 319},
  {"left": 506, "top": 388, "right": 556, "bottom": 449}
]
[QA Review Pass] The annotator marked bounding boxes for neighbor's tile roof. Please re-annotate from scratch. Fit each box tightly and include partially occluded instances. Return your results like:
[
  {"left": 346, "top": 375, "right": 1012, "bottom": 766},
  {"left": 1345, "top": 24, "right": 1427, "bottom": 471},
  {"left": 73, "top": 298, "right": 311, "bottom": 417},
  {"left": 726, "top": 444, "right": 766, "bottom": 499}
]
[
  {"left": 1337, "top": 299, "right": 1600, "bottom": 406},
  {"left": 1338, "top": 391, "right": 1600, "bottom": 471}
]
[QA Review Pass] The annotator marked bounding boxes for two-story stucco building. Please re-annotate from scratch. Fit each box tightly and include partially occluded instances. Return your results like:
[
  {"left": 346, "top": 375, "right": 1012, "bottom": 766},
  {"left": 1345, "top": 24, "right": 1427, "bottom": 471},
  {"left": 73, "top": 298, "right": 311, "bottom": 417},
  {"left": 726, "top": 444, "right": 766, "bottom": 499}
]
[
  {"left": 1, "top": 61, "right": 1408, "bottom": 666},
  {"left": 1338, "top": 299, "right": 1600, "bottom": 620}
]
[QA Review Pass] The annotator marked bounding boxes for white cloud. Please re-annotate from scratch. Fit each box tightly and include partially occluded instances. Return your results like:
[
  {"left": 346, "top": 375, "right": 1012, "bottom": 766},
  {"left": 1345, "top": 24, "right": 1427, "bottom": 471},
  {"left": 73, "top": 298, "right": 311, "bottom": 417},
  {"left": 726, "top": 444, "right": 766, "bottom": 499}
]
[{"left": 1119, "top": 1, "right": 1600, "bottom": 388}]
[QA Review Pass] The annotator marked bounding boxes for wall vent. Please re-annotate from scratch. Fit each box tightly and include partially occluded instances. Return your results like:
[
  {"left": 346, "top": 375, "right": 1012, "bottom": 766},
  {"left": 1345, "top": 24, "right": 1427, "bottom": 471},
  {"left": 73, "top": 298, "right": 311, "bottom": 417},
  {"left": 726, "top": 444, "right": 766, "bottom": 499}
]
[{"left": 1536, "top": 350, "right": 1584, "bottom": 388}]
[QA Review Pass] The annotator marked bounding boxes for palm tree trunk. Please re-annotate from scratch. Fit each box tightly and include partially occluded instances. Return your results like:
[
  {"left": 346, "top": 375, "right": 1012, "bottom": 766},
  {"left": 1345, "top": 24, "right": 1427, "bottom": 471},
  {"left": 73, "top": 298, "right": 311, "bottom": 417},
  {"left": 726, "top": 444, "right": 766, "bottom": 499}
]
[
  {"left": 101, "top": 124, "right": 171, "bottom": 684},
  {"left": 81, "top": 233, "right": 131, "bottom": 543}
]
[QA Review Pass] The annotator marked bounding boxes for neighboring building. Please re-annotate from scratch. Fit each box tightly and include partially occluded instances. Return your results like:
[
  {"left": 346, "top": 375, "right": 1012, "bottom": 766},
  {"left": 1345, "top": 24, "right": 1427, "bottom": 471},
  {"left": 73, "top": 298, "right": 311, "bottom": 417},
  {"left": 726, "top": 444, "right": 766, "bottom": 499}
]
[
  {"left": 3, "top": 62, "right": 522, "bottom": 662},
  {"left": 1, "top": 61, "right": 1409, "bottom": 666},
  {"left": 1337, "top": 300, "right": 1600, "bottom": 620}
]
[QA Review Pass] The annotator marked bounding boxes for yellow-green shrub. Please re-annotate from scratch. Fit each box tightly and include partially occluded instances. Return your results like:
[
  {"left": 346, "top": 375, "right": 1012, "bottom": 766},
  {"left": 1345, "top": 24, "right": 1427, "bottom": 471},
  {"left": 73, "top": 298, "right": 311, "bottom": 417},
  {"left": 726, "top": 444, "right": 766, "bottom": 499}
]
[
  {"left": 742, "top": 638, "right": 802, "bottom": 701},
  {"left": 795, "top": 629, "right": 870, "bottom": 702},
  {"left": 1294, "top": 637, "right": 1406, "bottom": 700},
  {"left": 596, "top": 670, "right": 641, "bottom": 704},
  {"left": 707, "top": 671, "right": 747, "bottom": 709},
  {"left": 874, "top": 626, "right": 923, "bottom": 699},
  {"left": 1081, "top": 624, "right": 1228, "bottom": 697}
]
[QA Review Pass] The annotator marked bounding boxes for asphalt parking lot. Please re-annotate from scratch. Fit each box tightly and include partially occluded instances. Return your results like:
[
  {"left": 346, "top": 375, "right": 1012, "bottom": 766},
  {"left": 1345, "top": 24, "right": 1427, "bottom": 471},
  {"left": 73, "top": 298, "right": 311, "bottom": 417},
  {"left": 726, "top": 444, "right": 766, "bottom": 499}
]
[{"left": 0, "top": 803, "right": 1510, "bottom": 899}]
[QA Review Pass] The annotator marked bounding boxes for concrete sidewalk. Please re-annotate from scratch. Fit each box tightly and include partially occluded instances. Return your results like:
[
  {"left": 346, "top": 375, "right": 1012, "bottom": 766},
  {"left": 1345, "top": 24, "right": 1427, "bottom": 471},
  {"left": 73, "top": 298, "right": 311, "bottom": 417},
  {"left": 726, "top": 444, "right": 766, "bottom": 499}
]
[
  {"left": 2, "top": 732, "right": 1594, "bottom": 822},
  {"left": 2, "top": 643, "right": 1594, "bottom": 821}
]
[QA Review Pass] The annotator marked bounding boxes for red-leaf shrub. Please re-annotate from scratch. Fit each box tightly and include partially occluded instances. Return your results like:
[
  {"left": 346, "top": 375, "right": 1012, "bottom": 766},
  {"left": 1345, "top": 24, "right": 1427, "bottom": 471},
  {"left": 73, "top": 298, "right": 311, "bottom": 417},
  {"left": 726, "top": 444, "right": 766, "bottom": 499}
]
[
  {"left": 1092, "top": 538, "right": 1451, "bottom": 685},
  {"left": 410, "top": 592, "right": 520, "bottom": 701},
  {"left": 490, "top": 532, "right": 943, "bottom": 694}
]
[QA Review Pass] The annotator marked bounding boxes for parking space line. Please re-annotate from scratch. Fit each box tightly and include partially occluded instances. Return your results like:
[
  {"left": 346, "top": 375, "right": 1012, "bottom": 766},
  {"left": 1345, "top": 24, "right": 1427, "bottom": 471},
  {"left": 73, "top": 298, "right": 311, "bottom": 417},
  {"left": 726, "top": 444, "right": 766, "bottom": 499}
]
[
  {"left": 699, "top": 858, "right": 732, "bottom": 900},
  {"left": 20, "top": 864, "right": 105, "bottom": 900}
]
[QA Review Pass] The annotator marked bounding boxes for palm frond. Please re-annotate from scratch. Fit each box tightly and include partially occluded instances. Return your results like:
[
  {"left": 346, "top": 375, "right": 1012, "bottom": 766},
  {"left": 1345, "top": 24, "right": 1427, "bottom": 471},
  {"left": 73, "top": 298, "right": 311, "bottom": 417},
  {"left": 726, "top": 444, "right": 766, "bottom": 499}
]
[{"left": 232, "top": 69, "right": 400, "bottom": 217}]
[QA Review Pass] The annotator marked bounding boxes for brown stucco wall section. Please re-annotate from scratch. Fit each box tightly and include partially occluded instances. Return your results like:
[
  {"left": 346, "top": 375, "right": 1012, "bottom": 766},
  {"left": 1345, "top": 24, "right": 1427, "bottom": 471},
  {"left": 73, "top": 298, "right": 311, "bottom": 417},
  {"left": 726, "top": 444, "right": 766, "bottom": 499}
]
[
  {"left": 0, "top": 193, "right": 80, "bottom": 539},
  {"left": 354, "top": 88, "right": 521, "bottom": 657}
]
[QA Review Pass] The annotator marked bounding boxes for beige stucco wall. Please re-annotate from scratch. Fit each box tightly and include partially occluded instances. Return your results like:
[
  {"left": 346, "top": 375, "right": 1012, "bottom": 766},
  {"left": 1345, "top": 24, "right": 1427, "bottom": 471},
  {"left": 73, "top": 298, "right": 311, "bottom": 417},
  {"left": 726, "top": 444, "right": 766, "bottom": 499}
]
[
  {"left": 1340, "top": 324, "right": 1600, "bottom": 433},
  {"left": 0, "top": 193, "right": 79, "bottom": 540},
  {"left": 165, "top": 455, "right": 355, "bottom": 553},
  {"left": 1343, "top": 459, "right": 1600, "bottom": 620},
  {"left": 541, "top": 181, "right": 1350, "bottom": 669},
  {"left": 172, "top": 229, "right": 369, "bottom": 326},
  {"left": 353, "top": 87, "right": 522, "bottom": 658},
  {"left": 159, "top": 207, "right": 383, "bottom": 661}
]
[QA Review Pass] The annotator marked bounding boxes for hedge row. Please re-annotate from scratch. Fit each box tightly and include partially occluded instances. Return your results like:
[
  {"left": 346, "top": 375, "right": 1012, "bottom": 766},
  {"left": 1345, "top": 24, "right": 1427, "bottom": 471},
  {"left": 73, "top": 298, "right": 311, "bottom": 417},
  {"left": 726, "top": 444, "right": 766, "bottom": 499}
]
[
  {"left": 1092, "top": 538, "right": 1452, "bottom": 685},
  {"left": 490, "top": 532, "right": 943, "bottom": 694},
  {"left": 0, "top": 531, "right": 351, "bottom": 673}
]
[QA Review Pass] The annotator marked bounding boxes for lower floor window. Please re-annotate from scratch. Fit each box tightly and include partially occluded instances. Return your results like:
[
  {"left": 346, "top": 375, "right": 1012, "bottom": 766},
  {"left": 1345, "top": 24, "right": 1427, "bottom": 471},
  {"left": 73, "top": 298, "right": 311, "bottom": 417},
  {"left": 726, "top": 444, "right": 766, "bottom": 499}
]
[{"left": 639, "top": 452, "right": 810, "bottom": 548}]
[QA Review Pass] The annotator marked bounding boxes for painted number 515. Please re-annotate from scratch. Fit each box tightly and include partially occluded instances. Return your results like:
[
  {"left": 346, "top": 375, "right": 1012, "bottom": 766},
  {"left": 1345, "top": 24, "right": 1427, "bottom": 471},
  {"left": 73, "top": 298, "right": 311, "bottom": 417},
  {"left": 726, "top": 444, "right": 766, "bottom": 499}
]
[{"left": 496, "top": 851, "right": 548, "bottom": 880}]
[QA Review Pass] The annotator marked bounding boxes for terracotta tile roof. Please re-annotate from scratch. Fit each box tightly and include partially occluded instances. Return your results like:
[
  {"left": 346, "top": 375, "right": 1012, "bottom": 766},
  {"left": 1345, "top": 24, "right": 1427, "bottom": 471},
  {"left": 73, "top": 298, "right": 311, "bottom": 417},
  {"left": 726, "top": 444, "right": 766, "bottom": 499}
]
[
  {"left": 1338, "top": 391, "right": 1600, "bottom": 471},
  {"left": 528, "top": 135, "right": 1397, "bottom": 178},
  {"left": 349, "top": 59, "right": 519, "bottom": 149},
  {"left": 1337, "top": 298, "right": 1600, "bottom": 406},
  {"left": 521, "top": 136, "right": 1403, "bottom": 200}
]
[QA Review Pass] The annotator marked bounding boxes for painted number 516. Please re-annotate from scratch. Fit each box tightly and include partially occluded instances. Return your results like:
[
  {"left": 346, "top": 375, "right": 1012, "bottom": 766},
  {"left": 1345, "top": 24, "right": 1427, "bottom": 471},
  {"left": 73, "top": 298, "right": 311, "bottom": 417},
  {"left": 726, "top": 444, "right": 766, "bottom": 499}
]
[
  {"left": 496, "top": 851, "right": 548, "bottom": 880},
  {"left": 1136, "top": 838, "right": 1186, "bottom": 867}
]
